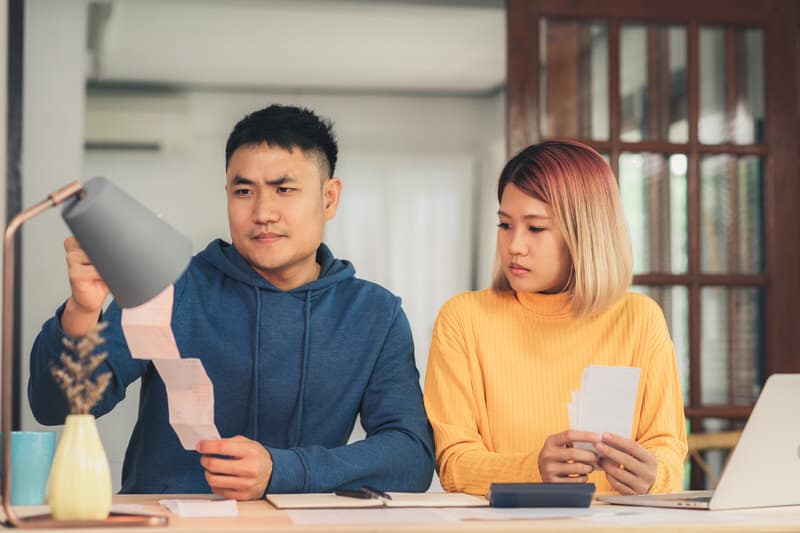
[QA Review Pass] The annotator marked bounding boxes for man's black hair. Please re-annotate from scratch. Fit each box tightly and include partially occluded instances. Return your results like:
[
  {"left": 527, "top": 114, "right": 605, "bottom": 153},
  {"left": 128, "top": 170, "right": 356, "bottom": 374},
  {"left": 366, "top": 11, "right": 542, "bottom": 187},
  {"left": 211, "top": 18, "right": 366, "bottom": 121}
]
[{"left": 225, "top": 104, "right": 338, "bottom": 178}]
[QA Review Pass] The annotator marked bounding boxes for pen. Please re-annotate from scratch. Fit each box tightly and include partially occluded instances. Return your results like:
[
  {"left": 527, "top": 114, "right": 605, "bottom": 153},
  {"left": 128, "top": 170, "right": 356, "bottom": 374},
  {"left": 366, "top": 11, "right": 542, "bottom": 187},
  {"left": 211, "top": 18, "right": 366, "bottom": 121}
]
[
  {"left": 335, "top": 488, "right": 373, "bottom": 499},
  {"left": 362, "top": 486, "right": 392, "bottom": 501}
]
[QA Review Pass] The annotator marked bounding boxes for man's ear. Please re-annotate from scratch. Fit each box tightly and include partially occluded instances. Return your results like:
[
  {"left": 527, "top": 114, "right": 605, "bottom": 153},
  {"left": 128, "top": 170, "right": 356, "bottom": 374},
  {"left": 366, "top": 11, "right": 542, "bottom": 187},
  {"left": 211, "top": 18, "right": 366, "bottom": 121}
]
[{"left": 323, "top": 177, "right": 342, "bottom": 221}]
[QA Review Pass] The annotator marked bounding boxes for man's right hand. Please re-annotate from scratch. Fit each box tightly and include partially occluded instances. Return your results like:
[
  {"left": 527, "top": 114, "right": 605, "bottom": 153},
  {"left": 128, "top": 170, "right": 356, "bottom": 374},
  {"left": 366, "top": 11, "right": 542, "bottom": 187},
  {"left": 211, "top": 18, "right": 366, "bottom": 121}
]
[
  {"left": 537, "top": 430, "right": 601, "bottom": 483},
  {"left": 61, "top": 236, "right": 109, "bottom": 338}
]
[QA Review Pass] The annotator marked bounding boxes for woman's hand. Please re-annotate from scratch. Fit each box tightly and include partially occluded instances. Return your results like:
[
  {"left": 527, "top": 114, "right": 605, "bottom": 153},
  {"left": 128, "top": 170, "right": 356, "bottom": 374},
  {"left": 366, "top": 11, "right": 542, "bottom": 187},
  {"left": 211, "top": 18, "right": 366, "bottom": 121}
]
[
  {"left": 538, "top": 430, "right": 601, "bottom": 483},
  {"left": 596, "top": 433, "right": 658, "bottom": 494}
]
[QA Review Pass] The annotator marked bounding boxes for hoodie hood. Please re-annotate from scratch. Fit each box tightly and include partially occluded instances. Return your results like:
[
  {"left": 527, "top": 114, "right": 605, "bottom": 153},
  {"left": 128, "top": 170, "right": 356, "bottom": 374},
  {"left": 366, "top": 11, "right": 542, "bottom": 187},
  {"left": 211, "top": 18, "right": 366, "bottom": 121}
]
[{"left": 197, "top": 239, "right": 355, "bottom": 294}]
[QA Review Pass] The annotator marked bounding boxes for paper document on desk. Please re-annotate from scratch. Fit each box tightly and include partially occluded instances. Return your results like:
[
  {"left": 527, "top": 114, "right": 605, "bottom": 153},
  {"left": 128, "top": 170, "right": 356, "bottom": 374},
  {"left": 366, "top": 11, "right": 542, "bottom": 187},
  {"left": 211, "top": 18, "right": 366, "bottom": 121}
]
[
  {"left": 267, "top": 492, "right": 488, "bottom": 509},
  {"left": 122, "top": 285, "right": 220, "bottom": 450},
  {"left": 287, "top": 508, "right": 459, "bottom": 525},
  {"left": 568, "top": 365, "right": 640, "bottom": 454},
  {"left": 159, "top": 499, "right": 238, "bottom": 517}
]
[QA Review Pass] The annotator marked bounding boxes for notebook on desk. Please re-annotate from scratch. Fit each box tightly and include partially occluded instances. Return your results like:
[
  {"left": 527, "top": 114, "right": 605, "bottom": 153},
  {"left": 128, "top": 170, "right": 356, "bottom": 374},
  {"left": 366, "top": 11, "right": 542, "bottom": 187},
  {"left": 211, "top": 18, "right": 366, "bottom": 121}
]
[
  {"left": 599, "top": 374, "right": 800, "bottom": 510},
  {"left": 266, "top": 492, "right": 488, "bottom": 509}
]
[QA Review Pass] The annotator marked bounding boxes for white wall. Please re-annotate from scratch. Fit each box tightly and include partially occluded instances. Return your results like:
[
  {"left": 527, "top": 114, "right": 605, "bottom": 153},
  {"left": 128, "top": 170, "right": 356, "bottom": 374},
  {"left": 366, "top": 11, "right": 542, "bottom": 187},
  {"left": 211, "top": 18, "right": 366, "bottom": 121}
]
[
  {"left": 20, "top": 0, "right": 88, "bottom": 436},
  {"left": 20, "top": 1, "right": 507, "bottom": 493}
]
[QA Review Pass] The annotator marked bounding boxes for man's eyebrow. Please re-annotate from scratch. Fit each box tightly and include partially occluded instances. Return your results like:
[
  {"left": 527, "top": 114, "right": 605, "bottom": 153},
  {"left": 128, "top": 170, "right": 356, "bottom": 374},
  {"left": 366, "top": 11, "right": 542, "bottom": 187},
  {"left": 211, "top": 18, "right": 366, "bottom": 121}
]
[
  {"left": 264, "top": 176, "right": 297, "bottom": 186},
  {"left": 231, "top": 176, "right": 254, "bottom": 185},
  {"left": 230, "top": 175, "right": 297, "bottom": 186},
  {"left": 497, "top": 210, "right": 551, "bottom": 220}
]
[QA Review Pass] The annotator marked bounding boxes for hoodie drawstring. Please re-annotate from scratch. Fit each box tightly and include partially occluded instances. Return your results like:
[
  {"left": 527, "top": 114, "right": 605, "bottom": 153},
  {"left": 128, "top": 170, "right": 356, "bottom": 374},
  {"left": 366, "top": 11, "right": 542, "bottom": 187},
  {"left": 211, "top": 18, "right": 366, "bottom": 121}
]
[
  {"left": 252, "top": 287, "right": 262, "bottom": 442},
  {"left": 294, "top": 290, "right": 312, "bottom": 446}
]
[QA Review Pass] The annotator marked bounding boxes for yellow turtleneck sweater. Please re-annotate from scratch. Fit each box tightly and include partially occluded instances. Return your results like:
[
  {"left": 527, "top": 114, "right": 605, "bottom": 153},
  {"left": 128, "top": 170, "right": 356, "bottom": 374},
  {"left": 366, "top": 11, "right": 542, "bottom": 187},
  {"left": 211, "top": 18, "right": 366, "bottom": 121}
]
[{"left": 424, "top": 289, "right": 687, "bottom": 496}]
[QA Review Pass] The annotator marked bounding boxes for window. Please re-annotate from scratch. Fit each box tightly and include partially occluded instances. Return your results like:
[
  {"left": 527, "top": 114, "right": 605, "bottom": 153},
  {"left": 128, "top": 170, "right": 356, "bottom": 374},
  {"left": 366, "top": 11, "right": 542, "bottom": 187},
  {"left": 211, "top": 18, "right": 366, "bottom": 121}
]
[{"left": 508, "top": 0, "right": 800, "bottom": 488}]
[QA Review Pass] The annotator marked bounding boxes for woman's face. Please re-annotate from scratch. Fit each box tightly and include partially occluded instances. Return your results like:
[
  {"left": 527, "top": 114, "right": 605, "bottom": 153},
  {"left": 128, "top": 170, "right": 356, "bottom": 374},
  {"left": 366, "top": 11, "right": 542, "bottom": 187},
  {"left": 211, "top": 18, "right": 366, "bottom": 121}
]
[{"left": 497, "top": 183, "right": 572, "bottom": 294}]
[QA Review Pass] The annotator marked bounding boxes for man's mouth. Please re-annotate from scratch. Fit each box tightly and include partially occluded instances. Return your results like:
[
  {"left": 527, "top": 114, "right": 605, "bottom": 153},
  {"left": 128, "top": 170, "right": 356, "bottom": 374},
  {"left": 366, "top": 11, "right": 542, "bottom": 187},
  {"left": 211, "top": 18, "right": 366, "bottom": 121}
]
[{"left": 250, "top": 231, "right": 285, "bottom": 242}]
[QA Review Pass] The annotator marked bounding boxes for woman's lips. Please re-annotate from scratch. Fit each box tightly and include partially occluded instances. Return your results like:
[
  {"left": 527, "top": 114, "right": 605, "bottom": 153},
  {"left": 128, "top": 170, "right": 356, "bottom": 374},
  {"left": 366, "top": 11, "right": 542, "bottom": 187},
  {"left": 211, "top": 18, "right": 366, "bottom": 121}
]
[{"left": 508, "top": 263, "right": 529, "bottom": 275}]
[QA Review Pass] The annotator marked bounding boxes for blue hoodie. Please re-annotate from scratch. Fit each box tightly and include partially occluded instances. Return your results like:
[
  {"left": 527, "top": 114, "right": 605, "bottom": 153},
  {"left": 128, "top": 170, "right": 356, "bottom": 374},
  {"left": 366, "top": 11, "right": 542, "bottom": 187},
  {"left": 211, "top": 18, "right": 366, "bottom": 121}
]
[{"left": 29, "top": 240, "right": 434, "bottom": 494}]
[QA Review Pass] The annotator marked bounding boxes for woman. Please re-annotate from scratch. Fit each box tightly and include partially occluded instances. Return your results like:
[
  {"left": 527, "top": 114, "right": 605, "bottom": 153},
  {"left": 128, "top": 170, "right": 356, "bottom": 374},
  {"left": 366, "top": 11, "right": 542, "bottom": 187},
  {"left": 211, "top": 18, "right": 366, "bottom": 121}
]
[{"left": 424, "top": 140, "right": 686, "bottom": 496}]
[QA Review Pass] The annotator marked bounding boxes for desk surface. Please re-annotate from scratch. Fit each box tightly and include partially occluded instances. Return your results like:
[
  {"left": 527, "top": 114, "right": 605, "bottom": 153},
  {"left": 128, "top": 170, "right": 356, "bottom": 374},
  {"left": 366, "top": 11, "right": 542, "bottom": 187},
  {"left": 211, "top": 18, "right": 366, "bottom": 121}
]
[{"left": 6, "top": 494, "right": 800, "bottom": 533}]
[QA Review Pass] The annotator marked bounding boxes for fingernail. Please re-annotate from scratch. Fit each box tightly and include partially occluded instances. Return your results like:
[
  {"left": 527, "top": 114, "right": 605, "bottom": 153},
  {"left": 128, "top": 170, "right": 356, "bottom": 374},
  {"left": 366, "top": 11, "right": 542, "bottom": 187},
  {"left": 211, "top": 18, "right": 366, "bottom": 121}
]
[{"left": 603, "top": 433, "right": 613, "bottom": 440}]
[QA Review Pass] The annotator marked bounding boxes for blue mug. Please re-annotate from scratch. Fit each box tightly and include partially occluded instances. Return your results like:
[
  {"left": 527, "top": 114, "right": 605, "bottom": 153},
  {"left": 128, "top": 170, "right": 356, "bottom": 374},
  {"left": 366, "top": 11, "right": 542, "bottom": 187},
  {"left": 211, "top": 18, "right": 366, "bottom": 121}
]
[{"left": 0, "top": 431, "right": 56, "bottom": 505}]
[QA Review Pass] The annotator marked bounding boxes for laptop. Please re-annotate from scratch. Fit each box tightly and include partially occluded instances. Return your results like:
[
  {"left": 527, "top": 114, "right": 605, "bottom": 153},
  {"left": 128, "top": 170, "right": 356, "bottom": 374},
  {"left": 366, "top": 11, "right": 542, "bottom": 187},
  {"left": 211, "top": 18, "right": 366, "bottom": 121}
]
[{"left": 599, "top": 374, "right": 800, "bottom": 510}]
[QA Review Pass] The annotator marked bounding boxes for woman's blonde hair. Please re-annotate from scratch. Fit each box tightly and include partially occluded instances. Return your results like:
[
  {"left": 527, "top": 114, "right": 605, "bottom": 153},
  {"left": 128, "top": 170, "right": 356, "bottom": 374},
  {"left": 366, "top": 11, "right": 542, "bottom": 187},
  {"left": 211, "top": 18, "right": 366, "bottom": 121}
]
[{"left": 492, "top": 140, "right": 633, "bottom": 318}]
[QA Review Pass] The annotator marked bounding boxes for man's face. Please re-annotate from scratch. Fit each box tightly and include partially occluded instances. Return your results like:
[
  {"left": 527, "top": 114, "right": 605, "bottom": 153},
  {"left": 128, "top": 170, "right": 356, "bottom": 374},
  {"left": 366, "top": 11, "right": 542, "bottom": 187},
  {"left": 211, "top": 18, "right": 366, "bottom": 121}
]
[{"left": 225, "top": 143, "right": 341, "bottom": 290}]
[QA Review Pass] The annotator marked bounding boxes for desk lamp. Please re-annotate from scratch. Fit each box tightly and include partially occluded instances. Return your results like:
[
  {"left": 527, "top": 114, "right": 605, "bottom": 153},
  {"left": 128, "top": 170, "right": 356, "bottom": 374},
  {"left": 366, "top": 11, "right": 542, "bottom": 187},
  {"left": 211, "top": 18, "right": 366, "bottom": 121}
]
[{"left": 2, "top": 177, "right": 192, "bottom": 528}]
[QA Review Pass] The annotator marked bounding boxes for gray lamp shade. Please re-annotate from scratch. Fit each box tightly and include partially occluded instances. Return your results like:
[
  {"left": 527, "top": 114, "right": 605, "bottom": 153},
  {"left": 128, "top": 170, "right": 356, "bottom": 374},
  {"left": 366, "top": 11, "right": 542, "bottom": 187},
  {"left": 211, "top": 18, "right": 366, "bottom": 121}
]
[{"left": 60, "top": 177, "right": 192, "bottom": 308}]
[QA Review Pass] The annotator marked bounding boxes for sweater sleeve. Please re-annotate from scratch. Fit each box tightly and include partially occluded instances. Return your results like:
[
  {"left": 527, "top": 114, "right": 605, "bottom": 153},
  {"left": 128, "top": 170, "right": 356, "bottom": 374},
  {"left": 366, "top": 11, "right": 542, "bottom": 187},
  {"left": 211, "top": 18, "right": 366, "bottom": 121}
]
[
  {"left": 636, "top": 306, "right": 688, "bottom": 494},
  {"left": 424, "top": 299, "right": 540, "bottom": 496},
  {"left": 265, "top": 305, "right": 435, "bottom": 493},
  {"left": 28, "top": 301, "right": 150, "bottom": 425}
]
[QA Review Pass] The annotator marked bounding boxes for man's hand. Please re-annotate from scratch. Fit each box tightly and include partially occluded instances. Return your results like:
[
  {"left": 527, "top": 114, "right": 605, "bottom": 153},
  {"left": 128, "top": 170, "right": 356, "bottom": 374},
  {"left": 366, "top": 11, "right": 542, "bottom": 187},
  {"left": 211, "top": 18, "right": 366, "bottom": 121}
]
[
  {"left": 197, "top": 435, "right": 273, "bottom": 500},
  {"left": 62, "top": 236, "right": 108, "bottom": 338},
  {"left": 538, "top": 430, "right": 601, "bottom": 483},
  {"left": 596, "top": 433, "right": 658, "bottom": 495}
]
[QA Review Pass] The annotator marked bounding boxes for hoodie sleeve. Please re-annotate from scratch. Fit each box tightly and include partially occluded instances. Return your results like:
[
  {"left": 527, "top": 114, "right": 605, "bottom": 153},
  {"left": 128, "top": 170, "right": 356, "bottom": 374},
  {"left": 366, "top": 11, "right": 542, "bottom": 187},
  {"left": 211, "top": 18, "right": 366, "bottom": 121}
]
[
  {"left": 28, "top": 301, "right": 150, "bottom": 425},
  {"left": 266, "top": 304, "right": 435, "bottom": 493}
]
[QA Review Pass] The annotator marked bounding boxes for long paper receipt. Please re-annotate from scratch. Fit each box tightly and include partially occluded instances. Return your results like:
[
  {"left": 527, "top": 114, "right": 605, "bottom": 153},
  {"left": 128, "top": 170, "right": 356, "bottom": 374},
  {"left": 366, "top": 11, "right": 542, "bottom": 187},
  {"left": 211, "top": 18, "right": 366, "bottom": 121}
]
[{"left": 121, "top": 285, "right": 220, "bottom": 449}]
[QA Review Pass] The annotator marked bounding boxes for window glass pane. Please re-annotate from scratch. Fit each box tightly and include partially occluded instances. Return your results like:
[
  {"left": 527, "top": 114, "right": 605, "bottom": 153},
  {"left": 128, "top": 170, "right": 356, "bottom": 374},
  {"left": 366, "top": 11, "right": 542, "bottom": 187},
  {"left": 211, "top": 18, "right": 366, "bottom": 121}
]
[
  {"left": 540, "top": 18, "right": 608, "bottom": 140},
  {"left": 700, "top": 287, "right": 764, "bottom": 405},
  {"left": 620, "top": 24, "right": 687, "bottom": 142},
  {"left": 700, "top": 155, "right": 764, "bottom": 273},
  {"left": 695, "top": 418, "right": 746, "bottom": 490},
  {"left": 620, "top": 153, "right": 687, "bottom": 274},
  {"left": 631, "top": 285, "right": 689, "bottom": 404},
  {"left": 699, "top": 27, "right": 765, "bottom": 144}
]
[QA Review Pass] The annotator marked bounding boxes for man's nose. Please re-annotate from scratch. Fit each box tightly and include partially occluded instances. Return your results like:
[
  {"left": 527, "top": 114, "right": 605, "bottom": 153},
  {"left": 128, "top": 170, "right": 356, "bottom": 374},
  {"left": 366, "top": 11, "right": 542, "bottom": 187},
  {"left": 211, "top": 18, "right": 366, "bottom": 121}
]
[{"left": 252, "top": 195, "right": 279, "bottom": 224}]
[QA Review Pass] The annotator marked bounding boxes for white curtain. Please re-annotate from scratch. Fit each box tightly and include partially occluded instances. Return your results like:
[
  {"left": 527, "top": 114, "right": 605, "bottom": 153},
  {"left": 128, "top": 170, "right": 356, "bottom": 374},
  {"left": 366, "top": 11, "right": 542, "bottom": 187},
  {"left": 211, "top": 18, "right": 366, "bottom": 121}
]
[{"left": 326, "top": 152, "right": 478, "bottom": 387}]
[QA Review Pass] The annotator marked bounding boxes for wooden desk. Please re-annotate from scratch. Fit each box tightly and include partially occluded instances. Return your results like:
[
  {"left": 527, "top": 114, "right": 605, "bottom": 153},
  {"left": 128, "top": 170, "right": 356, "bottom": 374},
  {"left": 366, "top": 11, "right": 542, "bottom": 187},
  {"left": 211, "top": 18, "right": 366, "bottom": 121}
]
[{"left": 5, "top": 494, "right": 800, "bottom": 532}]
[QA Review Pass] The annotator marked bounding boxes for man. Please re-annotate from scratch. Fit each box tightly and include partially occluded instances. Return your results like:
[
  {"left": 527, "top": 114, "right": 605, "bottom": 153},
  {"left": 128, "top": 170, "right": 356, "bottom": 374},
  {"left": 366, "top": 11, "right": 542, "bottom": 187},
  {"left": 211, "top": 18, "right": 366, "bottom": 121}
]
[{"left": 29, "top": 104, "right": 434, "bottom": 500}]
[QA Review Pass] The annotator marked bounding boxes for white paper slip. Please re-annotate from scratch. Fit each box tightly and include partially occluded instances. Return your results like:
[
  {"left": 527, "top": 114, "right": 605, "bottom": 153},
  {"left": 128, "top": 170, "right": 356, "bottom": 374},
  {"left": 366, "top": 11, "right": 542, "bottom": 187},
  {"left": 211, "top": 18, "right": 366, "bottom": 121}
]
[
  {"left": 154, "top": 358, "right": 221, "bottom": 450},
  {"left": 158, "top": 499, "right": 238, "bottom": 518},
  {"left": 568, "top": 365, "right": 640, "bottom": 454},
  {"left": 121, "top": 285, "right": 180, "bottom": 360},
  {"left": 121, "top": 285, "right": 222, "bottom": 450},
  {"left": 267, "top": 492, "right": 488, "bottom": 509}
]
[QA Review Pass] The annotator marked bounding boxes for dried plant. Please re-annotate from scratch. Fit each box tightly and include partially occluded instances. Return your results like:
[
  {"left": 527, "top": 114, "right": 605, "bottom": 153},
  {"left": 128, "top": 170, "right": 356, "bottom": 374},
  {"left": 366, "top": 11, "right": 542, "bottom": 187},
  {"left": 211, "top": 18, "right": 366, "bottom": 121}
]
[{"left": 50, "top": 322, "right": 112, "bottom": 415}]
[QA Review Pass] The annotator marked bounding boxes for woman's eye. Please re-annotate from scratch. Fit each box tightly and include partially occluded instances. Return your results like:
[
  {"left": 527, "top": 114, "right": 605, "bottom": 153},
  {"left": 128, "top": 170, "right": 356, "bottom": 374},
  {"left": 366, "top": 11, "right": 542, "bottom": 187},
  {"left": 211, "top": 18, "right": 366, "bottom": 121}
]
[
  {"left": 497, "top": 222, "right": 510, "bottom": 230},
  {"left": 529, "top": 226, "right": 545, "bottom": 233}
]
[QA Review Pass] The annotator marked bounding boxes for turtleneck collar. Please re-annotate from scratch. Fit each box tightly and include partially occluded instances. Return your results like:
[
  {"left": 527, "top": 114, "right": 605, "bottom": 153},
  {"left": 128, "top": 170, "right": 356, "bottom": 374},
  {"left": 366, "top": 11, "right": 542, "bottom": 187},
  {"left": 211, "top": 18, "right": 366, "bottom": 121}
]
[{"left": 515, "top": 290, "right": 574, "bottom": 319}]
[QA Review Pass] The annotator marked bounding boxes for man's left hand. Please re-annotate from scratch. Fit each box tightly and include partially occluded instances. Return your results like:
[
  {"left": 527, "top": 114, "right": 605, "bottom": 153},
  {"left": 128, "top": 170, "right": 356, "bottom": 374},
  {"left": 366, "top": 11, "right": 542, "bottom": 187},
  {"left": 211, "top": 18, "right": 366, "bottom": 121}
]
[
  {"left": 596, "top": 433, "right": 657, "bottom": 495},
  {"left": 197, "top": 435, "right": 273, "bottom": 500}
]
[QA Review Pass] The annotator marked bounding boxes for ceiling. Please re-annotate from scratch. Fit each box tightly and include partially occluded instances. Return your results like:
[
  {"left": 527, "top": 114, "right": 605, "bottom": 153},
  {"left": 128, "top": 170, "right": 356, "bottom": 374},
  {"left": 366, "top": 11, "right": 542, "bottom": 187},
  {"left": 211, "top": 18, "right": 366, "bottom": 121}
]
[{"left": 89, "top": 0, "right": 507, "bottom": 95}]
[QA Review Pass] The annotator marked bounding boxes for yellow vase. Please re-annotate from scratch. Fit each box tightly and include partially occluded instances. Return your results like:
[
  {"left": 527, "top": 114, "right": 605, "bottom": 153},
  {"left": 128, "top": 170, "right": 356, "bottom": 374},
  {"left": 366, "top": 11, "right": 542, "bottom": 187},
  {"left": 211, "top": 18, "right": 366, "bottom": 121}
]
[{"left": 48, "top": 414, "right": 112, "bottom": 520}]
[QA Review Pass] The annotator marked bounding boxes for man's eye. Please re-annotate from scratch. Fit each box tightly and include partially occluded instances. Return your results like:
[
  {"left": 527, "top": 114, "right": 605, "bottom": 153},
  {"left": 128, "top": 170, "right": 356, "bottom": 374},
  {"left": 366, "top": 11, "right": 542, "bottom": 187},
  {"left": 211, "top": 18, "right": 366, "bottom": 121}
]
[
  {"left": 233, "top": 188, "right": 252, "bottom": 196},
  {"left": 277, "top": 187, "right": 295, "bottom": 194}
]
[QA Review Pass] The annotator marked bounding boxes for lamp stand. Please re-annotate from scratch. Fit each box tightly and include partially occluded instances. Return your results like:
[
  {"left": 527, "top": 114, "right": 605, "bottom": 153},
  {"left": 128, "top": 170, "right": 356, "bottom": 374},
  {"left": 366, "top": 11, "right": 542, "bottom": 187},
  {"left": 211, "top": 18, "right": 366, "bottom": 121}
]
[{"left": 2, "top": 182, "right": 167, "bottom": 528}]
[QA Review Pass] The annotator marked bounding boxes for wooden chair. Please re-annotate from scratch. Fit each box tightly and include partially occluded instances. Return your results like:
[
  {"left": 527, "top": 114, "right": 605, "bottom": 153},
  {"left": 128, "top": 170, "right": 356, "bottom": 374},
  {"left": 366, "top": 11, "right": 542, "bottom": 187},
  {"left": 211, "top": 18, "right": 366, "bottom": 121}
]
[{"left": 686, "top": 430, "right": 742, "bottom": 488}]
